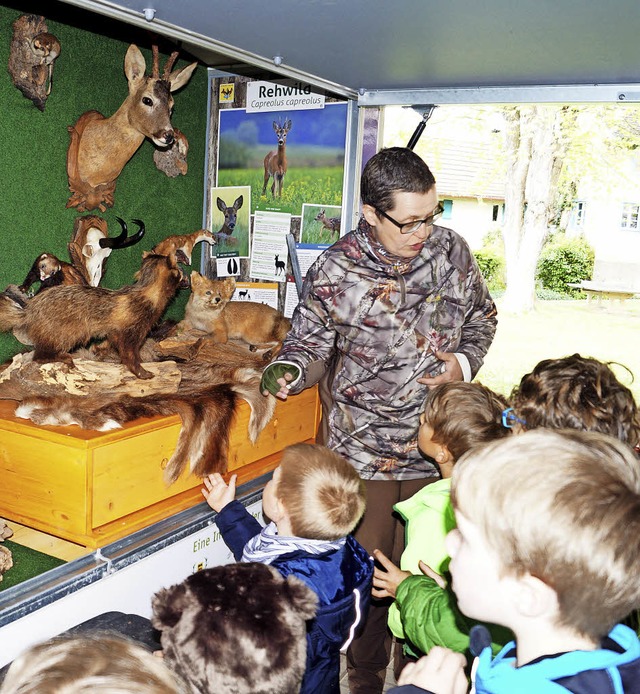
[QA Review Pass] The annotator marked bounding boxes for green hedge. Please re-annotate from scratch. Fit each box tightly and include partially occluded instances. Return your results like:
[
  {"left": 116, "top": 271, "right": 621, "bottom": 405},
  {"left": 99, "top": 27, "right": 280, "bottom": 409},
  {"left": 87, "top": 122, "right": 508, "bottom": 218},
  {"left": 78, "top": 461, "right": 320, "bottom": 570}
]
[
  {"left": 536, "top": 235, "right": 595, "bottom": 296},
  {"left": 474, "top": 247, "right": 506, "bottom": 291}
]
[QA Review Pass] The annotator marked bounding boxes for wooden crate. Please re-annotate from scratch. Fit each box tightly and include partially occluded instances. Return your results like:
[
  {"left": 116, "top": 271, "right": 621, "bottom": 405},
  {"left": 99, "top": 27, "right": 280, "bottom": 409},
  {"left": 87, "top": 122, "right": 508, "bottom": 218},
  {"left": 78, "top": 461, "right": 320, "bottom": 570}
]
[{"left": 0, "top": 387, "right": 319, "bottom": 548}]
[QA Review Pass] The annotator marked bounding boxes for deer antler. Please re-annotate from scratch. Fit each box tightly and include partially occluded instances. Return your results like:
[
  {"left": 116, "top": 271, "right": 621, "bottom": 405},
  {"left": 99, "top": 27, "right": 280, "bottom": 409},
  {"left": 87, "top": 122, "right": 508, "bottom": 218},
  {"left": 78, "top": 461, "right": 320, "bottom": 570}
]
[
  {"left": 163, "top": 51, "right": 180, "bottom": 79},
  {"left": 151, "top": 44, "right": 160, "bottom": 78}
]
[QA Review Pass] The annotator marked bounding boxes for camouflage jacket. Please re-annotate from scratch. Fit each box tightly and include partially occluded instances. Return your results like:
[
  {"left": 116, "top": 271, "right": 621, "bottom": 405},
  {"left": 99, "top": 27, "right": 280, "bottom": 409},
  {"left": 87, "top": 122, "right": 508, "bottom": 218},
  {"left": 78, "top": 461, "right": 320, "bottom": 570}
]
[{"left": 278, "top": 219, "right": 497, "bottom": 480}]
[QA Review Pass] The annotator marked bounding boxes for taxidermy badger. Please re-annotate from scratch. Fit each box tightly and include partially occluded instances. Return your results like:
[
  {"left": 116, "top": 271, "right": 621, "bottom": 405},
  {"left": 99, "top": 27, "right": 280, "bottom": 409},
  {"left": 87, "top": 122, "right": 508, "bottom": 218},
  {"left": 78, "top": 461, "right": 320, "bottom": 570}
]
[{"left": 0, "top": 252, "right": 185, "bottom": 379}]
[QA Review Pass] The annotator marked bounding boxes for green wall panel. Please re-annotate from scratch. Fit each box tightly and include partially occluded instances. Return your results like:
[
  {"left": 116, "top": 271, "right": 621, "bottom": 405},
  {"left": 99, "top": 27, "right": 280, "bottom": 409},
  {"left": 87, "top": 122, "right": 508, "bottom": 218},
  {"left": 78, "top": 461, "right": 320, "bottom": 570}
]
[{"left": 0, "top": 0, "right": 208, "bottom": 363}]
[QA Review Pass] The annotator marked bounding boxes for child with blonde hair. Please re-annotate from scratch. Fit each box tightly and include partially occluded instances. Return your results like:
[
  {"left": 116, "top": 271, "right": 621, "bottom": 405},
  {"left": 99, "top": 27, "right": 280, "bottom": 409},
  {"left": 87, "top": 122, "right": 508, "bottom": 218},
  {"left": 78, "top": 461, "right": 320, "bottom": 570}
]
[
  {"left": 391, "top": 429, "right": 640, "bottom": 693},
  {"left": 202, "top": 443, "right": 373, "bottom": 694},
  {"left": 373, "top": 382, "right": 512, "bottom": 661},
  {"left": 0, "top": 633, "right": 186, "bottom": 694}
]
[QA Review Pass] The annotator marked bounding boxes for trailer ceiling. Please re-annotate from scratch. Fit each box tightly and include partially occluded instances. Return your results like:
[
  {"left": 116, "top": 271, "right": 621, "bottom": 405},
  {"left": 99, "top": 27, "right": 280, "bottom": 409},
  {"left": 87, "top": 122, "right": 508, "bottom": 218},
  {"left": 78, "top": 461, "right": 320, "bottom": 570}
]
[{"left": 59, "top": 0, "right": 640, "bottom": 103}]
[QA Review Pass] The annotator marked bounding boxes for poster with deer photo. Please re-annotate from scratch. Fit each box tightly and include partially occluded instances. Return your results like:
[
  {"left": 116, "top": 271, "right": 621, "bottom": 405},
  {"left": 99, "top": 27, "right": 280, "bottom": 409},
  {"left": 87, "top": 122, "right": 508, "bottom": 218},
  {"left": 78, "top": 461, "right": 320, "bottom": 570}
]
[
  {"left": 211, "top": 185, "right": 251, "bottom": 258},
  {"left": 217, "top": 102, "right": 348, "bottom": 217}
]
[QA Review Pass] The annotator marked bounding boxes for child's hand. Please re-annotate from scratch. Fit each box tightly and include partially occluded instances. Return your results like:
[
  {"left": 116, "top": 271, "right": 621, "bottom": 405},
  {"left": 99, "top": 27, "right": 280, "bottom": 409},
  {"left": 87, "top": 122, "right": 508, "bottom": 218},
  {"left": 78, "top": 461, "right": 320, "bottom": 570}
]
[
  {"left": 372, "top": 549, "right": 411, "bottom": 598},
  {"left": 397, "top": 647, "right": 468, "bottom": 694},
  {"left": 418, "top": 560, "right": 448, "bottom": 590},
  {"left": 201, "top": 473, "right": 237, "bottom": 512}
]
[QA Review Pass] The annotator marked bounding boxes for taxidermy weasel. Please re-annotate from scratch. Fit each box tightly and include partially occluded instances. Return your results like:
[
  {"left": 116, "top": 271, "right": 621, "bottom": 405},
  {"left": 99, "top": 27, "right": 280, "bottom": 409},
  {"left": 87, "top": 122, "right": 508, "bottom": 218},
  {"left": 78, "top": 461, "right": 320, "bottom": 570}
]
[
  {"left": 19, "top": 252, "right": 88, "bottom": 295},
  {"left": 152, "top": 229, "right": 217, "bottom": 266},
  {"left": 0, "top": 252, "right": 185, "bottom": 379},
  {"left": 178, "top": 273, "right": 291, "bottom": 352}
]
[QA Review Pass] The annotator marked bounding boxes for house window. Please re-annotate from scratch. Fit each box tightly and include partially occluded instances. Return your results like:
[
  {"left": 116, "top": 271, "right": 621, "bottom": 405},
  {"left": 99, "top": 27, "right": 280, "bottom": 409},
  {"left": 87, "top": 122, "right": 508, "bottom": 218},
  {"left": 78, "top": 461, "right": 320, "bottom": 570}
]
[
  {"left": 492, "top": 204, "right": 504, "bottom": 222},
  {"left": 621, "top": 203, "right": 640, "bottom": 230},
  {"left": 570, "top": 201, "right": 586, "bottom": 228},
  {"left": 442, "top": 199, "right": 453, "bottom": 220}
]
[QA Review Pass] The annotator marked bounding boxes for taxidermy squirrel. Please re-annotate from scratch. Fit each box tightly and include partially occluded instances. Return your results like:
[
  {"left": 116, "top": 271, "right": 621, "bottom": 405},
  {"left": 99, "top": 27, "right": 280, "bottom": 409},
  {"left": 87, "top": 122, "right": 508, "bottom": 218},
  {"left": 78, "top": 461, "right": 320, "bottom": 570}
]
[
  {"left": 178, "top": 273, "right": 291, "bottom": 352},
  {"left": 0, "top": 252, "right": 185, "bottom": 379}
]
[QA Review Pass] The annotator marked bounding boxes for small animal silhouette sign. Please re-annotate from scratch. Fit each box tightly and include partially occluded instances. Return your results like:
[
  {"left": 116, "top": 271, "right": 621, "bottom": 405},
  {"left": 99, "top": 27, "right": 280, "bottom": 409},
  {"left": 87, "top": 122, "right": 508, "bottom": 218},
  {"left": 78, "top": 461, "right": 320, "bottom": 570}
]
[{"left": 274, "top": 255, "right": 286, "bottom": 275}]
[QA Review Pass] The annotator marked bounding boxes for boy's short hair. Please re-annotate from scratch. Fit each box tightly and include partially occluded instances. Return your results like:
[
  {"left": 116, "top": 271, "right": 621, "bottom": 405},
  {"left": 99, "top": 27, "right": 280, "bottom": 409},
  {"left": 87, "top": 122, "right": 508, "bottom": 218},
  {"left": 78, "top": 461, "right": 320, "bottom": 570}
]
[
  {"left": 277, "top": 443, "right": 366, "bottom": 540},
  {"left": 451, "top": 429, "right": 640, "bottom": 640},
  {"left": 510, "top": 354, "right": 640, "bottom": 447},
  {"left": 1, "top": 633, "right": 185, "bottom": 693},
  {"left": 424, "top": 382, "right": 510, "bottom": 460},
  {"left": 360, "top": 147, "right": 436, "bottom": 213}
]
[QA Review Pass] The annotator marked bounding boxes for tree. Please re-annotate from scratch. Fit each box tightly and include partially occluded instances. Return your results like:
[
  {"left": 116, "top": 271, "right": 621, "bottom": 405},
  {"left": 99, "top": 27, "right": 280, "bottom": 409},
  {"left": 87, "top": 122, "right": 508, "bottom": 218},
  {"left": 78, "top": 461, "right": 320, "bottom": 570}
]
[{"left": 500, "top": 105, "right": 564, "bottom": 312}]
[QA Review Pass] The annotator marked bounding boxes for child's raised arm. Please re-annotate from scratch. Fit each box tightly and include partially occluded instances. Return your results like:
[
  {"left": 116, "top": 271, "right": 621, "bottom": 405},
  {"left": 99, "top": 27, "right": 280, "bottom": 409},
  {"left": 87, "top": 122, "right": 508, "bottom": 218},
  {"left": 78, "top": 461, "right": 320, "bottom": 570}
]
[{"left": 202, "top": 473, "right": 237, "bottom": 512}]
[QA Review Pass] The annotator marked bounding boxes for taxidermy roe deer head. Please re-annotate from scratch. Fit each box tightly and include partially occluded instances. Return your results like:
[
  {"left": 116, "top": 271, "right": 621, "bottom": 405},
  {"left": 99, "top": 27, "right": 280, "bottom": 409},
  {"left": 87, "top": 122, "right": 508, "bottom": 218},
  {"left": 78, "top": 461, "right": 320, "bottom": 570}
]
[{"left": 66, "top": 44, "right": 197, "bottom": 212}]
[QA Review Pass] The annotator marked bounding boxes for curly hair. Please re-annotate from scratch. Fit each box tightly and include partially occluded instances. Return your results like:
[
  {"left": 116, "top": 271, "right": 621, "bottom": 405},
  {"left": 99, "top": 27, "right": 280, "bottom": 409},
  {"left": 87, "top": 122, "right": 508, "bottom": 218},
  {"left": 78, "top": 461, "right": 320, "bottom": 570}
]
[{"left": 509, "top": 354, "right": 640, "bottom": 447}]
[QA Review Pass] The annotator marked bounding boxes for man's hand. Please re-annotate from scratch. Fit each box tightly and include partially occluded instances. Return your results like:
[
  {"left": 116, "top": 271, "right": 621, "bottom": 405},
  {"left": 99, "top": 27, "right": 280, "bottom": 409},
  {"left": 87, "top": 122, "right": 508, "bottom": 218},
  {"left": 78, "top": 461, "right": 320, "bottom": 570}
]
[
  {"left": 418, "top": 351, "right": 463, "bottom": 387},
  {"left": 397, "top": 647, "right": 468, "bottom": 694},
  {"left": 201, "top": 473, "right": 237, "bottom": 512},
  {"left": 372, "top": 549, "right": 411, "bottom": 599}
]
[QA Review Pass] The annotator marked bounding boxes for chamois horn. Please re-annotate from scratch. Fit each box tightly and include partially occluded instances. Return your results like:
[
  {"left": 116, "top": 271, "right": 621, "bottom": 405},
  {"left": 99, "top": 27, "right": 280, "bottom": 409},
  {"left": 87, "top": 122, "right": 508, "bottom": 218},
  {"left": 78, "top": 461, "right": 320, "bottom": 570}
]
[{"left": 99, "top": 218, "right": 146, "bottom": 249}]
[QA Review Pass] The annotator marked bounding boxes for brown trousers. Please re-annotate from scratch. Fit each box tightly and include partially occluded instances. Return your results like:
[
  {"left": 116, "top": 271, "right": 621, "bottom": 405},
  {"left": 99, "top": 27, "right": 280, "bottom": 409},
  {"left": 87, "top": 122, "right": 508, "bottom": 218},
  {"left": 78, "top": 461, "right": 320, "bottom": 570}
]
[{"left": 346, "top": 476, "right": 438, "bottom": 694}]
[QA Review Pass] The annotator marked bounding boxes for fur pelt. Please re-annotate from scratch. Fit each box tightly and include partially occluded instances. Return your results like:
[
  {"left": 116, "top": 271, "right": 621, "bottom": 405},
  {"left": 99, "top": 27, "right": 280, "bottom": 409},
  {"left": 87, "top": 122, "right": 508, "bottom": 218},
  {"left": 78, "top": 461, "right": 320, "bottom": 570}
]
[
  {"left": 152, "top": 563, "right": 317, "bottom": 694},
  {"left": 10, "top": 339, "right": 276, "bottom": 483}
]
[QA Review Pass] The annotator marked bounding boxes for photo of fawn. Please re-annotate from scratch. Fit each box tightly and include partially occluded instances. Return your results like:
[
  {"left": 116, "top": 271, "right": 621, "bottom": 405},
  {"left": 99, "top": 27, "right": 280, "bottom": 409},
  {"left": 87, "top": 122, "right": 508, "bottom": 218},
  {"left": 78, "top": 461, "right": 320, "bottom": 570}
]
[
  {"left": 210, "top": 186, "right": 250, "bottom": 258},
  {"left": 301, "top": 203, "right": 343, "bottom": 245}
]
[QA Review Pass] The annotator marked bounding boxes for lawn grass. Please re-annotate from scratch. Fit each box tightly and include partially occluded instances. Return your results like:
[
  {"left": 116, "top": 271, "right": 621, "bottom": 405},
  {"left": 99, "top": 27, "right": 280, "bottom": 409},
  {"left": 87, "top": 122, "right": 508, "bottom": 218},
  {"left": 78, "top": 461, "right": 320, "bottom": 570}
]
[{"left": 477, "top": 298, "right": 640, "bottom": 402}]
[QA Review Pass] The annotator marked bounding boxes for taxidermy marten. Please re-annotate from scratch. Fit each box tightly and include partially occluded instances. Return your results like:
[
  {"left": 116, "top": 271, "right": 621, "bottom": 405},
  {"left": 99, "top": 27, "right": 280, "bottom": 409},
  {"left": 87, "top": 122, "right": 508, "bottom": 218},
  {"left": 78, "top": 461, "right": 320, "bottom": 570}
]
[
  {"left": 0, "top": 252, "right": 185, "bottom": 379},
  {"left": 152, "top": 229, "right": 216, "bottom": 266},
  {"left": 178, "top": 273, "right": 292, "bottom": 352},
  {"left": 19, "top": 252, "right": 88, "bottom": 295}
]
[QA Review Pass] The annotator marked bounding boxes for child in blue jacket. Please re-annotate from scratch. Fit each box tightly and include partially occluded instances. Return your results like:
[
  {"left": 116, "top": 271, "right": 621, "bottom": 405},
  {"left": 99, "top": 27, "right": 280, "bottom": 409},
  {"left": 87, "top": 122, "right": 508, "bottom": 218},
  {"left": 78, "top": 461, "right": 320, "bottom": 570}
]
[
  {"left": 202, "top": 443, "right": 373, "bottom": 694},
  {"left": 388, "top": 429, "right": 640, "bottom": 693}
]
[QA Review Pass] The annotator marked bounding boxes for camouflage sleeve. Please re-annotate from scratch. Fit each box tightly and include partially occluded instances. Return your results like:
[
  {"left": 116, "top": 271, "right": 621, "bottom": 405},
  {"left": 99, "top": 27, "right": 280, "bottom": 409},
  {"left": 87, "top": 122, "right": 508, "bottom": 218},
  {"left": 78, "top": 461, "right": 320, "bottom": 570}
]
[
  {"left": 458, "top": 253, "right": 498, "bottom": 378},
  {"left": 274, "top": 265, "right": 338, "bottom": 394}
]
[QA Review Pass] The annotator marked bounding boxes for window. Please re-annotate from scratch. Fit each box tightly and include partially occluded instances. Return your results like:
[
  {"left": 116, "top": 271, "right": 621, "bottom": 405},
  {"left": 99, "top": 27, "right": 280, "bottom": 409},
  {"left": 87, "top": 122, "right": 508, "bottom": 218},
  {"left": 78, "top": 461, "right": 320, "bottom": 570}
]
[
  {"left": 621, "top": 203, "right": 640, "bottom": 230},
  {"left": 492, "top": 204, "right": 504, "bottom": 222},
  {"left": 442, "top": 199, "right": 453, "bottom": 220},
  {"left": 570, "top": 201, "right": 586, "bottom": 228}
]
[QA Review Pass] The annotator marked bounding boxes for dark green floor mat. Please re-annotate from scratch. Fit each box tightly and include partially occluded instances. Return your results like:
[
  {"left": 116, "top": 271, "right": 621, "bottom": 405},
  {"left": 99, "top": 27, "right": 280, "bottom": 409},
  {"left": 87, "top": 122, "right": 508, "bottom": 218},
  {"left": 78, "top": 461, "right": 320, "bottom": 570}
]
[{"left": 0, "top": 540, "right": 65, "bottom": 591}]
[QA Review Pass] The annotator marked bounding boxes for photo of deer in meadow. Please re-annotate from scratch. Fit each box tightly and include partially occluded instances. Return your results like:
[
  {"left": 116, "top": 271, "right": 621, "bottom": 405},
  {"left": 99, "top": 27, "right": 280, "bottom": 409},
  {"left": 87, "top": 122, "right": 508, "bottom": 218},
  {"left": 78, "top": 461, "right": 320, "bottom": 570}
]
[{"left": 217, "top": 103, "right": 348, "bottom": 216}]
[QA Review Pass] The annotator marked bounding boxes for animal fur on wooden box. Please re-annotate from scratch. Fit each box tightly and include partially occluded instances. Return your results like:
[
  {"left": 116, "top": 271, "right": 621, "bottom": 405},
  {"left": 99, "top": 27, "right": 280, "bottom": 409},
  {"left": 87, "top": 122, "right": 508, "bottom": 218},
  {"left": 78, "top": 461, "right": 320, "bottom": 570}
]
[
  {"left": 0, "top": 338, "right": 276, "bottom": 483},
  {"left": 152, "top": 562, "right": 317, "bottom": 694},
  {"left": 8, "top": 14, "right": 60, "bottom": 111}
]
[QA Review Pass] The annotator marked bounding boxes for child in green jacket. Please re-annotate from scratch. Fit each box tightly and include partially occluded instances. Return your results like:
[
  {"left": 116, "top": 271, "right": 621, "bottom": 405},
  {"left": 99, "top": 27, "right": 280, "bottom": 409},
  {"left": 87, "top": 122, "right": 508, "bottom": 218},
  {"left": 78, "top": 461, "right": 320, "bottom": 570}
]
[{"left": 373, "top": 381, "right": 512, "bottom": 660}]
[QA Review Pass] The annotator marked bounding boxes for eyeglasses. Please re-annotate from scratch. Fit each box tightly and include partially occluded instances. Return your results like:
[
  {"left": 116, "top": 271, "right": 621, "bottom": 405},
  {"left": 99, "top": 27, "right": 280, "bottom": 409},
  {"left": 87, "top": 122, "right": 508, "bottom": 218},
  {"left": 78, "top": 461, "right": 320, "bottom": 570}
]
[
  {"left": 501, "top": 407, "right": 527, "bottom": 429},
  {"left": 375, "top": 203, "right": 445, "bottom": 235}
]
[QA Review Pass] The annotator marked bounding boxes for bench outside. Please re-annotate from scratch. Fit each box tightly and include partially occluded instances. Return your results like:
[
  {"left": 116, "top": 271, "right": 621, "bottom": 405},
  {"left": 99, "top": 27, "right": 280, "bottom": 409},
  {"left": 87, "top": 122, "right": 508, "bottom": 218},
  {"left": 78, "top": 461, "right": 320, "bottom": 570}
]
[{"left": 568, "top": 260, "right": 640, "bottom": 307}]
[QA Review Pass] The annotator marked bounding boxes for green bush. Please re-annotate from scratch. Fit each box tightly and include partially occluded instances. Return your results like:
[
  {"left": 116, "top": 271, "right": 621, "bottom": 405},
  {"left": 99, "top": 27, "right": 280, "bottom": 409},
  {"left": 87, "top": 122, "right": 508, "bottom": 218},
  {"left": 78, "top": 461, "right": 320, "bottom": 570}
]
[
  {"left": 536, "top": 235, "right": 595, "bottom": 296},
  {"left": 474, "top": 248, "right": 506, "bottom": 291}
]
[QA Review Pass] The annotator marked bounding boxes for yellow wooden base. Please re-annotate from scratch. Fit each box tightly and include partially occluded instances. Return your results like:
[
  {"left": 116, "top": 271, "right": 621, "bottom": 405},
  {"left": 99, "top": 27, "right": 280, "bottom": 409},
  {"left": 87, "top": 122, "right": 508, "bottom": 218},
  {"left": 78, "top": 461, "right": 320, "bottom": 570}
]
[{"left": 0, "top": 388, "right": 319, "bottom": 548}]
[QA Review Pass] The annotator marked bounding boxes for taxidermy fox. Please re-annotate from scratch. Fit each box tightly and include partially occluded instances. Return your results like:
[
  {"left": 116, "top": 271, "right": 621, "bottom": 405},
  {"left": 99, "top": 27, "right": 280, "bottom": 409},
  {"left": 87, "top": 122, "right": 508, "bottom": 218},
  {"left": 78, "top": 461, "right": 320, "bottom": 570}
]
[
  {"left": 179, "top": 273, "right": 291, "bottom": 351},
  {"left": 0, "top": 252, "right": 185, "bottom": 379}
]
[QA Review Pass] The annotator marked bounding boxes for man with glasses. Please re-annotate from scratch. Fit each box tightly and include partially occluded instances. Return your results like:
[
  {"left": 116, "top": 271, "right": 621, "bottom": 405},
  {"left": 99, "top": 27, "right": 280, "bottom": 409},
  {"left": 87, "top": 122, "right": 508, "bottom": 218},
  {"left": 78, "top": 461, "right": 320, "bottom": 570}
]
[{"left": 260, "top": 147, "right": 497, "bottom": 693}]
